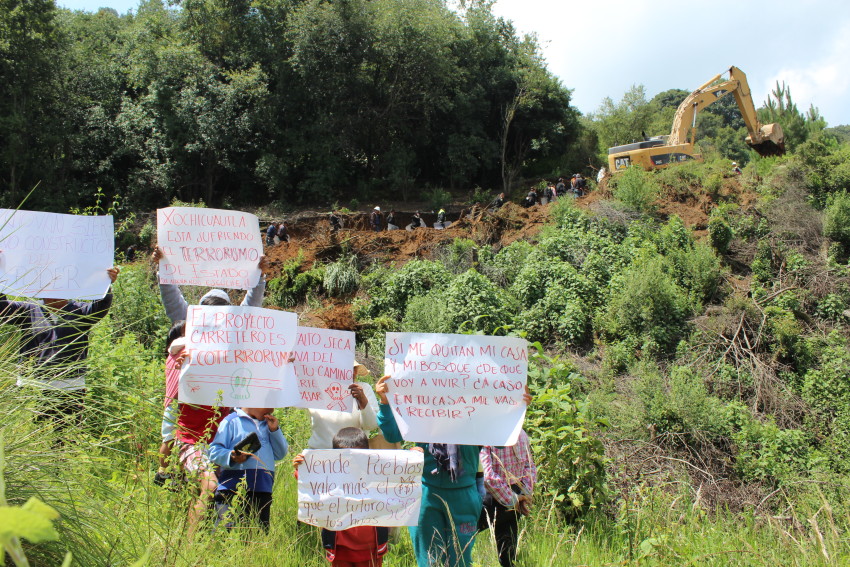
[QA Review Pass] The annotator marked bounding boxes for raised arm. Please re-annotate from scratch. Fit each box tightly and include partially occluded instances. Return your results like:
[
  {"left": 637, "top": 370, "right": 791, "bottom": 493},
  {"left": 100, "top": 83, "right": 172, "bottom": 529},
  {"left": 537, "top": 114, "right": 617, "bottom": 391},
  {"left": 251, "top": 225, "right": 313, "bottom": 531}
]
[
  {"left": 241, "top": 256, "right": 268, "bottom": 308},
  {"left": 375, "top": 375, "right": 402, "bottom": 443}
]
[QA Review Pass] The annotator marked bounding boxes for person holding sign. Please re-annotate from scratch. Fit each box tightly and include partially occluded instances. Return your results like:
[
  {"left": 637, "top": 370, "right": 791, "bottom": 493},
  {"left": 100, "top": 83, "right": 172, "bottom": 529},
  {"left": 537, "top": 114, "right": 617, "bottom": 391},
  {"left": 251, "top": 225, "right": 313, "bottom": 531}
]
[
  {"left": 0, "top": 264, "right": 119, "bottom": 423},
  {"left": 294, "top": 427, "right": 393, "bottom": 566},
  {"left": 306, "top": 362, "right": 380, "bottom": 450},
  {"left": 150, "top": 246, "right": 268, "bottom": 322},
  {"left": 207, "top": 406, "right": 288, "bottom": 531},
  {"left": 374, "top": 376, "right": 531, "bottom": 567}
]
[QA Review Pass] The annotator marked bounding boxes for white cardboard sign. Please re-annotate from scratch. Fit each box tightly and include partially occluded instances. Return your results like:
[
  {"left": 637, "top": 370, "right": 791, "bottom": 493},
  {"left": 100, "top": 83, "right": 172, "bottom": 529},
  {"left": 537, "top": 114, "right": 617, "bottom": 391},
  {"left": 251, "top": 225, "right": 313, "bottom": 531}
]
[
  {"left": 0, "top": 209, "right": 113, "bottom": 299},
  {"left": 291, "top": 327, "right": 356, "bottom": 412},
  {"left": 383, "top": 332, "right": 528, "bottom": 445},
  {"left": 298, "top": 449, "right": 423, "bottom": 530},
  {"left": 157, "top": 207, "right": 262, "bottom": 290},
  {"left": 179, "top": 305, "right": 298, "bottom": 408}
]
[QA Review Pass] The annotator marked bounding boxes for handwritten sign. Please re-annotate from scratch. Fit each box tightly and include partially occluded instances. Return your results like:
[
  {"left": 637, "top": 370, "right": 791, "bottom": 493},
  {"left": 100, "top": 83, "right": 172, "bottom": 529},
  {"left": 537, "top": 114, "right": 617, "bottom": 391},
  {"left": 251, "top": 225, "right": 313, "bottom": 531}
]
[
  {"left": 384, "top": 333, "right": 528, "bottom": 445},
  {"left": 298, "top": 449, "right": 423, "bottom": 530},
  {"left": 179, "top": 305, "right": 298, "bottom": 407},
  {"left": 0, "top": 210, "right": 113, "bottom": 299},
  {"left": 291, "top": 327, "right": 356, "bottom": 412},
  {"left": 157, "top": 207, "right": 262, "bottom": 290}
]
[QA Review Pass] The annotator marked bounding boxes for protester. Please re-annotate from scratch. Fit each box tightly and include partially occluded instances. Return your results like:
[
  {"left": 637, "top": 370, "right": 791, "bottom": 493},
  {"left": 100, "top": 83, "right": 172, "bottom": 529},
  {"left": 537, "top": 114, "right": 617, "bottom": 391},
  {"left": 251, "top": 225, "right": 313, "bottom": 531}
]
[
  {"left": 266, "top": 222, "right": 277, "bottom": 246},
  {"left": 374, "top": 376, "right": 532, "bottom": 567},
  {"left": 436, "top": 208, "right": 447, "bottom": 229},
  {"left": 0, "top": 263, "right": 119, "bottom": 424},
  {"left": 491, "top": 193, "right": 506, "bottom": 210},
  {"left": 154, "top": 319, "right": 187, "bottom": 487},
  {"left": 294, "top": 427, "right": 392, "bottom": 566},
  {"left": 386, "top": 210, "right": 398, "bottom": 230},
  {"left": 555, "top": 178, "right": 566, "bottom": 197},
  {"left": 277, "top": 221, "right": 290, "bottom": 243},
  {"left": 409, "top": 211, "right": 423, "bottom": 230},
  {"left": 371, "top": 207, "right": 382, "bottom": 232},
  {"left": 150, "top": 246, "right": 267, "bottom": 323},
  {"left": 330, "top": 211, "right": 342, "bottom": 233},
  {"left": 305, "top": 362, "right": 379, "bottom": 450},
  {"left": 522, "top": 188, "right": 537, "bottom": 208},
  {"left": 478, "top": 429, "right": 537, "bottom": 567},
  {"left": 208, "top": 406, "right": 288, "bottom": 531},
  {"left": 576, "top": 174, "right": 587, "bottom": 196}
]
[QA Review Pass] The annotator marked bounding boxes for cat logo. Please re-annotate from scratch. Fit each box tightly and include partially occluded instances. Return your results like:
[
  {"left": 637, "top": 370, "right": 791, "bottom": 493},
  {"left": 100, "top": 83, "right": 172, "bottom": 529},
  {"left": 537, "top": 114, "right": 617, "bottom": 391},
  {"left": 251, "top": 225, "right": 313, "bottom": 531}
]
[{"left": 614, "top": 156, "right": 631, "bottom": 170}]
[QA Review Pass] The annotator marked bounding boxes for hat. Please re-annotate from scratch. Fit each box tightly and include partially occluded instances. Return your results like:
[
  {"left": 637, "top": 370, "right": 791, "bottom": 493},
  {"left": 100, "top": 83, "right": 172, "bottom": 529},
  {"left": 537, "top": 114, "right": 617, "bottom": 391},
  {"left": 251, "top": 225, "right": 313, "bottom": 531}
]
[
  {"left": 353, "top": 360, "right": 369, "bottom": 377},
  {"left": 199, "top": 289, "right": 231, "bottom": 305},
  {"left": 374, "top": 206, "right": 381, "bottom": 211},
  {"left": 731, "top": 162, "right": 737, "bottom": 166}
]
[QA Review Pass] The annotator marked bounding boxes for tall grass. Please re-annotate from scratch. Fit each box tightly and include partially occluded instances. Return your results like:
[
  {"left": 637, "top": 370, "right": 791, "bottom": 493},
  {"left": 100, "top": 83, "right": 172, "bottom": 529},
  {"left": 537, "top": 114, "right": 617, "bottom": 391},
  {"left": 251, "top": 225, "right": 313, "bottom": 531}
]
[{"left": 5, "top": 261, "right": 850, "bottom": 566}]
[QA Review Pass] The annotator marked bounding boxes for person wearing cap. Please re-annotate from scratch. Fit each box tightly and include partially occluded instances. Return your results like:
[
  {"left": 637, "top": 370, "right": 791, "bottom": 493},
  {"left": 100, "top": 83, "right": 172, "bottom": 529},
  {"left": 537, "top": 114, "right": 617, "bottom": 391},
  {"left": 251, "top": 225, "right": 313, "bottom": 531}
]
[
  {"left": 732, "top": 162, "right": 742, "bottom": 175},
  {"left": 149, "top": 246, "right": 268, "bottom": 323},
  {"left": 305, "top": 361, "right": 379, "bottom": 449},
  {"left": 371, "top": 206, "right": 383, "bottom": 232}
]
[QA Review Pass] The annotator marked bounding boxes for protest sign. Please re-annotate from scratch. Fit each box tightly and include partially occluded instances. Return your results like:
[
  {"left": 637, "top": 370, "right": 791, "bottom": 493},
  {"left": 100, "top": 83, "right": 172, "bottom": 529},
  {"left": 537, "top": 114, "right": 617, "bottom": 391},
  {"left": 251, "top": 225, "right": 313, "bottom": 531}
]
[
  {"left": 298, "top": 449, "right": 423, "bottom": 530},
  {"left": 0, "top": 209, "right": 113, "bottom": 299},
  {"left": 291, "top": 327, "right": 356, "bottom": 412},
  {"left": 179, "top": 305, "right": 298, "bottom": 408},
  {"left": 384, "top": 332, "right": 528, "bottom": 445},
  {"left": 156, "top": 207, "right": 262, "bottom": 290}
]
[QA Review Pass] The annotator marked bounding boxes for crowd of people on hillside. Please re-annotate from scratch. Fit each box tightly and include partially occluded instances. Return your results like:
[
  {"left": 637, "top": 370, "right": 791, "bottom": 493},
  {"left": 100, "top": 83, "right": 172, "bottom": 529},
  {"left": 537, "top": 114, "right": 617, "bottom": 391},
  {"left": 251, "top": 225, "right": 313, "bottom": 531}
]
[
  {"left": 264, "top": 173, "right": 593, "bottom": 242},
  {"left": 2, "top": 241, "right": 539, "bottom": 567}
]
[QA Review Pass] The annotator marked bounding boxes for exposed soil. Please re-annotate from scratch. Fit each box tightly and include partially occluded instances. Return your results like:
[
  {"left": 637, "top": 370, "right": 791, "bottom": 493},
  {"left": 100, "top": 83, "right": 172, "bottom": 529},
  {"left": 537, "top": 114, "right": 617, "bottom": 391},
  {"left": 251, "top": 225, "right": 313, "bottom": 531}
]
[{"left": 260, "top": 177, "right": 749, "bottom": 330}]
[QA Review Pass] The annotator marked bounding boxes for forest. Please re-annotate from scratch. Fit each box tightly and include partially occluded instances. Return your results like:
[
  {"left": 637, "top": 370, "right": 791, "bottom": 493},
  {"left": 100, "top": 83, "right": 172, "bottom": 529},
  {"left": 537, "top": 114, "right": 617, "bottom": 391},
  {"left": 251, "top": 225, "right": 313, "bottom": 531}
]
[{"left": 4, "top": 0, "right": 850, "bottom": 565}]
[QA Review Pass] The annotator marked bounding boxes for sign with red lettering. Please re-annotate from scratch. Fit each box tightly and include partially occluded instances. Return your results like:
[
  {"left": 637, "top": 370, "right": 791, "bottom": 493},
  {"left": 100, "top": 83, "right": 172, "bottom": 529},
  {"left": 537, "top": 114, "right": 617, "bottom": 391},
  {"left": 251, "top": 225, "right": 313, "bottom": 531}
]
[
  {"left": 298, "top": 449, "right": 423, "bottom": 530},
  {"left": 156, "top": 207, "right": 262, "bottom": 290},
  {"left": 0, "top": 210, "right": 113, "bottom": 299},
  {"left": 290, "top": 327, "right": 356, "bottom": 412},
  {"left": 179, "top": 305, "right": 299, "bottom": 407},
  {"left": 384, "top": 333, "right": 528, "bottom": 445}
]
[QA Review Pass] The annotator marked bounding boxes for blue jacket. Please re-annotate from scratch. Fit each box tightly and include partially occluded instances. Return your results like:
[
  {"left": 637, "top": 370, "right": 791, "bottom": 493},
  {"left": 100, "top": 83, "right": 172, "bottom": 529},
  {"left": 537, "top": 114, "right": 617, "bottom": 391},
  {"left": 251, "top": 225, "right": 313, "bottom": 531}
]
[{"left": 208, "top": 409, "right": 289, "bottom": 493}]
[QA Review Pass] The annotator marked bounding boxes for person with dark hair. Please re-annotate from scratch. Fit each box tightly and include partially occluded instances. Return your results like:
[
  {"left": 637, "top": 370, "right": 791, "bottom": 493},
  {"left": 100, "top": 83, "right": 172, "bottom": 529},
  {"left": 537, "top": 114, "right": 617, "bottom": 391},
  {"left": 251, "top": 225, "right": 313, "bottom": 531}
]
[
  {"left": 293, "top": 427, "right": 392, "bottom": 566},
  {"left": 491, "top": 193, "right": 506, "bottom": 210},
  {"left": 386, "top": 210, "right": 398, "bottom": 230},
  {"left": 374, "top": 376, "right": 532, "bottom": 567},
  {"left": 0, "top": 264, "right": 119, "bottom": 425},
  {"left": 330, "top": 211, "right": 342, "bottom": 233},
  {"left": 478, "top": 429, "right": 537, "bottom": 567},
  {"left": 408, "top": 211, "right": 423, "bottom": 230},
  {"left": 277, "top": 222, "right": 290, "bottom": 243},
  {"left": 208, "top": 406, "right": 288, "bottom": 531},
  {"left": 266, "top": 222, "right": 277, "bottom": 246}
]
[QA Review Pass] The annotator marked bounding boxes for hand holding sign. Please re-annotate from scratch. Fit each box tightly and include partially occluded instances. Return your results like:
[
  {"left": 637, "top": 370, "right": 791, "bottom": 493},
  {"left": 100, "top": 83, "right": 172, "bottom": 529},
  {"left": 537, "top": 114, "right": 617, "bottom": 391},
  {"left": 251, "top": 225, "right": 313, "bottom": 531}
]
[{"left": 383, "top": 333, "right": 529, "bottom": 446}]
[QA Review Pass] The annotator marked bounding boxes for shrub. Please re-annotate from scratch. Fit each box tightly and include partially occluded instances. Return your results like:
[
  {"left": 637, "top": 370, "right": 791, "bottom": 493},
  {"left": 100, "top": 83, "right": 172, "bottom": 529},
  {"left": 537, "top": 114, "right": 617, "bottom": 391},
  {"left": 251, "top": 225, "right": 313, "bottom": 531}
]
[
  {"left": 138, "top": 219, "right": 156, "bottom": 250},
  {"left": 402, "top": 290, "right": 450, "bottom": 334},
  {"left": 441, "top": 270, "right": 514, "bottom": 334},
  {"left": 434, "top": 238, "right": 477, "bottom": 275},
  {"left": 664, "top": 242, "right": 722, "bottom": 310},
  {"left": 358, "top": 260, "right": 451, "bottom": 320},
  {"left": 708, "top": 215, "right": 733, "bottom": 253},
  {"left": 823, "top": 191, "right": 850, "bottom": 249},
  {"left": 515, "top": 285, "right": 590, "bottom": 347},
  {"left": 266, "top": 251, "right": 325, "bottom": 308},
  {"left": 424, "top": 187, "right": 451, "bottom": 211},
  {"left": 511, "top": 257, "right": 592, "bottom": 309},
  {"left": 323, "top": 256, "right": 359, "bottom": 297},
  {"left": 605, "top": 255, "right": 690, "bottom": 354},
  {"left": 480, "top": 240, "right": 535, "bottom": 286},
  {"left": 525, "top": 347, "right": 607, "bottom": 515},
  {"left": 610, "top": 165, "right": 659, "bottom": 213}
]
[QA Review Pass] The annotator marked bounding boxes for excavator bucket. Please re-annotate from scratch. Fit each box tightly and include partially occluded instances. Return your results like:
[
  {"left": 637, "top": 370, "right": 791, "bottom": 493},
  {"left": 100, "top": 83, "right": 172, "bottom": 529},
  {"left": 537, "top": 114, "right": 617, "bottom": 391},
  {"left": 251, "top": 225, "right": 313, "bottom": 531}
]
[{"left": 746, "top": 123, "right": 785, "bottom": 157}]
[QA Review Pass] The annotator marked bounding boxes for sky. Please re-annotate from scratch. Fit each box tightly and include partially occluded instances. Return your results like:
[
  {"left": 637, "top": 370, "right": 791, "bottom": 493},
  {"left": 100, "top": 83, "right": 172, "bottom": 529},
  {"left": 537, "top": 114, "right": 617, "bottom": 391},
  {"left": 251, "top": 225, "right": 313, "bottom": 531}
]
[{"left": 58, "top": 0, "right": 850, "bottom": 126}]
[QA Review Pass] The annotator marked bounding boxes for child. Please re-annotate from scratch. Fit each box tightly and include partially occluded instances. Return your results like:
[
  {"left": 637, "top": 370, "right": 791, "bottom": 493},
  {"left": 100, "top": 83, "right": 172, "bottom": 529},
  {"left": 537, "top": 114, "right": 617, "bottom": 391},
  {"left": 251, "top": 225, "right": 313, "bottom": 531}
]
[
  {"left": 154, "top": 320, "right": 186, "bottom": 486},
  {"left": 478, "top": 429, "right": 537, "bottom": 567},
  {"left": 208, "top": 407, "right": 288, "bottom": 531},
  {"left": 294, "top": 427, "right": 390, "bottom": 566}
]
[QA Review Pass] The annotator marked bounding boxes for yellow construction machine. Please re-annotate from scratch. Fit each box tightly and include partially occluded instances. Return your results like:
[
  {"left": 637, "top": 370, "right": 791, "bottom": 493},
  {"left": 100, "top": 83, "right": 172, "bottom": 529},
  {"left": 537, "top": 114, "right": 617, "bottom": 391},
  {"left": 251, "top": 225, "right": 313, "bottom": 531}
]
[{"left": 607, "top": 66, "right": 785, "bottom": 173}]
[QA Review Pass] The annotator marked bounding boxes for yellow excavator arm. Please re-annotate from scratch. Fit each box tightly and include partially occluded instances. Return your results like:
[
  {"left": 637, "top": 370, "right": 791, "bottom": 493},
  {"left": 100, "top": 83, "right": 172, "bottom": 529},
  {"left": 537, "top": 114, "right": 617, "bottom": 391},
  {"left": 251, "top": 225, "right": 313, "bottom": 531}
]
[
  {"left": 607, "top": 66, "right": 784, "bottom": 173},
  {"left": 668, "top": 66, "right": 784, "bottom": 155}
]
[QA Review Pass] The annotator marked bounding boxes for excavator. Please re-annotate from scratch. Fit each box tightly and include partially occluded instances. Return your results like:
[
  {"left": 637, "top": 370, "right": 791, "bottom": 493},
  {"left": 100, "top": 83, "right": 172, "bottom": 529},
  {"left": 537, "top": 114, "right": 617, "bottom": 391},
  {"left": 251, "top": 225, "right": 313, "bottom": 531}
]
[{"left": 607, "top": 66, "right": 785, "bottom": 173}]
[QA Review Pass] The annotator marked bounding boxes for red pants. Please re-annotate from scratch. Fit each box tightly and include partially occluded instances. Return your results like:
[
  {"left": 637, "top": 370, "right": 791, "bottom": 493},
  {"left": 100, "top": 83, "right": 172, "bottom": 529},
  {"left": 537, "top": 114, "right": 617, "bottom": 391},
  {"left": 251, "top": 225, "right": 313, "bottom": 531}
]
[{"left": 332, "top": 560, "right": 383, "bottom": 567}]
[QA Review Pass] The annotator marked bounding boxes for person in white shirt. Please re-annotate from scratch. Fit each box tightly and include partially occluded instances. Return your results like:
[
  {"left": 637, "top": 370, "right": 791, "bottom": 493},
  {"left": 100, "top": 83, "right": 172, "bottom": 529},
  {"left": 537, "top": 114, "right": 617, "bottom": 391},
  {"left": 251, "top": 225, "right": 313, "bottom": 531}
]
[{"left": 306, "top": 361, "right": 379, "bottom": 449}]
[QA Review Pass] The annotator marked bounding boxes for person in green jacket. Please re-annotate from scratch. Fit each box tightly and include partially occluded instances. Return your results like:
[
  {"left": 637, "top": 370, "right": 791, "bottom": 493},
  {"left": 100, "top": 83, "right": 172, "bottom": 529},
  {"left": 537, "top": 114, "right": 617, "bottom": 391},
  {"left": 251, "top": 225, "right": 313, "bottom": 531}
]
[{"left": 374, "top": 375, "right": 531, "bottom": 567}]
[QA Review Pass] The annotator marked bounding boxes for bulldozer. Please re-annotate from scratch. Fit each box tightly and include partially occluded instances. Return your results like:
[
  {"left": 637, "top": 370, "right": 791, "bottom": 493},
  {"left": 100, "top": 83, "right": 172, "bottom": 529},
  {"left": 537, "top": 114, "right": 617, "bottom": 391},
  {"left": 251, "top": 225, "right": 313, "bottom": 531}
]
[{"left": 607, "top": 66, "right": 785, "bottom": 173}]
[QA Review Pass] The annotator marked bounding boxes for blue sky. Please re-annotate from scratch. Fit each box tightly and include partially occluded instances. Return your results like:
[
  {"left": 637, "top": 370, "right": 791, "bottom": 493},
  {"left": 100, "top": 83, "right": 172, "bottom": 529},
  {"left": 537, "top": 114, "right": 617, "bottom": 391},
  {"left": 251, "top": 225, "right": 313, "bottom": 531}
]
[{"left": 58, "top": 0, "right": 850, "bottom": 126}]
